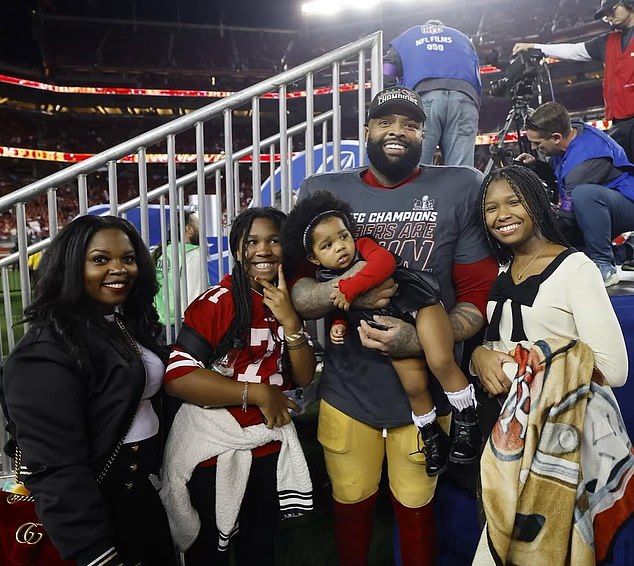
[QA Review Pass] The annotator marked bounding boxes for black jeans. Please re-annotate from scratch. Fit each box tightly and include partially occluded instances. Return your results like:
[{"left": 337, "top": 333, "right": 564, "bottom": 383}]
[{"left": 185, "top": 451, "right": 280, "bottom": 566}]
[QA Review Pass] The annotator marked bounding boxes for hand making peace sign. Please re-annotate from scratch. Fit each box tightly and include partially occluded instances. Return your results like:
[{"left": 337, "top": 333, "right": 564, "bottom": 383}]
[{"left": 257, "top": 265, "right": 302, "bottom": 334}]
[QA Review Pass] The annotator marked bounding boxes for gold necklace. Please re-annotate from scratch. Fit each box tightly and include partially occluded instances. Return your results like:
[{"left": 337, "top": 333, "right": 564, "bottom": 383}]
[
  {"left": 514, "top": 253, "right": 542, "bottom": 280},
  {"left": 114, "top": 315, "right": 142, "bottom": 357}
]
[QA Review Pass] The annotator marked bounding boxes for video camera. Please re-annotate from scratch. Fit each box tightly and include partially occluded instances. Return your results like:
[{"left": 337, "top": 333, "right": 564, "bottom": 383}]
[{"left": 489, "top": 48, "right": 545, "bottom": 98}]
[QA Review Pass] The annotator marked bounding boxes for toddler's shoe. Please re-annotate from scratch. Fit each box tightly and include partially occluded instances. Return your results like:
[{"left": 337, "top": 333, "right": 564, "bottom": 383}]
[
  {"left": 448, "top": 406, "right": 481, "bottom": 464},
  {"left": 418, "top": 420, "right": 450, "bottom": 476}
]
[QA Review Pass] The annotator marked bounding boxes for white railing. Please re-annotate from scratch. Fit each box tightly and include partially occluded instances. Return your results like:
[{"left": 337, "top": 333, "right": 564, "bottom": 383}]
[{"left": 0, "top": 31, "right": 383, "bottom": 477}]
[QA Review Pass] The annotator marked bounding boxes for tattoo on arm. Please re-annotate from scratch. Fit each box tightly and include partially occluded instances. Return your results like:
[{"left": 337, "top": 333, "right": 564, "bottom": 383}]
[
  {"left": 290, "top": 278, "right": 335, "bottom": 320},
  {"left": 399, "top": 324, "right": 423, "bottom": 357},
  {"left": 449, "top": 302, "right": 484, "bottom": 343},
  {"left": 290, "top": 262, "right": 367, "bottom": 320}
]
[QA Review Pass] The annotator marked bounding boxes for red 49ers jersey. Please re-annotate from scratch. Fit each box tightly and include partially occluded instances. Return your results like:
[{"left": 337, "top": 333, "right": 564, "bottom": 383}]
[{"left": 165, "top": 274, "right": 285, "bottom": 429}]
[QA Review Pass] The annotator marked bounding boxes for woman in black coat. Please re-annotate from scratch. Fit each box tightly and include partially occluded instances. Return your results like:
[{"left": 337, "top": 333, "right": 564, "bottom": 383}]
[{"left": 1, "top": 215, "right": 177, "bottom": 566}]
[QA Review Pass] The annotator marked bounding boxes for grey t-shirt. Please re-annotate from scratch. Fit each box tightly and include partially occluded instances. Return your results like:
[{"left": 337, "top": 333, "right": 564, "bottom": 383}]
[{"left": 298, "top": 165, "right": 489, "bottom": 428}]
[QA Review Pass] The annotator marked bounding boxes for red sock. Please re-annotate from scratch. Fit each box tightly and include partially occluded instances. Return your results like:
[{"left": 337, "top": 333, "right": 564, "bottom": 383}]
[
  {"left": 332, "top": 492, "right": 378, "bottom": 566},
  {"left": 390, "top": 492, "right": 437, "bottom": 566}
]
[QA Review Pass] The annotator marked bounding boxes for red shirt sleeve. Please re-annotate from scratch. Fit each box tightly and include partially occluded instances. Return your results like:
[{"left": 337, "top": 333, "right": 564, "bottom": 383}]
[
  {"left": 164, "top": 283, "right": 234, "bottom": 384},
  {"left": 338, "top": 238, "right": 397, "bottom": 302},
  {"left": 452, "top": 256, "right": 498, "bottom": 318}
]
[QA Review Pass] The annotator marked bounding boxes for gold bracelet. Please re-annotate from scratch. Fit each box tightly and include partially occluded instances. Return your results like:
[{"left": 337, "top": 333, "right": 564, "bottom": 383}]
[
  {"left": 286, "top": 337, "right": 309, "bottom": 350},
  {"left": 241, "top": 381, "right": 249, "bottom": 412},
  {"left": 285, "top": 330, "right": 307, "bottom": 343}
]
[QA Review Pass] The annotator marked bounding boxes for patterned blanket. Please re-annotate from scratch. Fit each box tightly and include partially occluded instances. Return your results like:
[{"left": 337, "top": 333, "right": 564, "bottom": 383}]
[{"left": 474, "top": 338, "right": 634, "bottom": 565}]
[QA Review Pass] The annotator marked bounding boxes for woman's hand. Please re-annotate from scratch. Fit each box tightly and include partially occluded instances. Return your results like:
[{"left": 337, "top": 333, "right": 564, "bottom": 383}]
[
  {"left": 250, "top": 382, "right": 298, "bottom": 429},
  {"left": 471, "top": 345, "right": 515, "bottom": 396},
  {"left": 259, "top": 265, "right": 302, "bottom": 333},
  {"left": 259, "top": 265, "right": 316, "bottom": 387}
]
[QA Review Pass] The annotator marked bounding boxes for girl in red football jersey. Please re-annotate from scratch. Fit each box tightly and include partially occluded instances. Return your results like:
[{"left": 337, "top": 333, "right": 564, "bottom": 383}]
[{"left": 162, "top": 207, "right": 316, "bottom": 566}]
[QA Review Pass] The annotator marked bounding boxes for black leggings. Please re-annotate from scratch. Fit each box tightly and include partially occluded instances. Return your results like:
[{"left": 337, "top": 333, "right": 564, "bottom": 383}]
[{"left": 185, "top": 451, "right": 280, "bottom": 566}]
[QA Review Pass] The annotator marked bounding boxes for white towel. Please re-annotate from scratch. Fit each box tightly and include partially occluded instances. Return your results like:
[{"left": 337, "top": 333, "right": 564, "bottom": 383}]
[{"left": 159, "top": 404, "right": 313, "bottom": 552}]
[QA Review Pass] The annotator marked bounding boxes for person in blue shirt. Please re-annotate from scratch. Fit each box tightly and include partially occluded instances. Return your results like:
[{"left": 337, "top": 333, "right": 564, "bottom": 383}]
[
  {"left": 384, "top": 20, "right": 481, "bottom": 167},
  {"left": 515, "top": 101, "right": 634, "bottom": 286}
]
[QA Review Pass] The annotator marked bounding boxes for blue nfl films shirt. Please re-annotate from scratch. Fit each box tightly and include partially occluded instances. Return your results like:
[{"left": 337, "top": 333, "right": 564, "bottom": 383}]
[{"left": 389, "top": 23, "right": 482, "bottom": 97}]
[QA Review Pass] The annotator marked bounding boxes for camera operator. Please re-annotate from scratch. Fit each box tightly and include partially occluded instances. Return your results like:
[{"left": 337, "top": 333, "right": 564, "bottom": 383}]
[
  {"left": 513, "top": 0, "right": 634, "bottom": 162},
  {"left": 515, "top": 101, "right": 634, "bottom": 286},
  {"left": 384, "top": 20, "right": 481, "bottom": 167}
]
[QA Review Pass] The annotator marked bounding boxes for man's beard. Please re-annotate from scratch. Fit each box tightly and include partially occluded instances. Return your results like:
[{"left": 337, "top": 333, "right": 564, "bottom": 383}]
[{"left": 366, "top": 137, "right": 422, "bottom": 183}]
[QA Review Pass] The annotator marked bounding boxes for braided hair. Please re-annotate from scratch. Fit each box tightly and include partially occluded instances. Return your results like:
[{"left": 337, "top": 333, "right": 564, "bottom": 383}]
[
  {"left": 478, "top": 165, "right": 568, "bottom": 265},
  {"left": 280, "top": 190, "right": 356, "bottom": 269},
  {"left": 212, "top": 206, "right": 287, "bottom": 363}
]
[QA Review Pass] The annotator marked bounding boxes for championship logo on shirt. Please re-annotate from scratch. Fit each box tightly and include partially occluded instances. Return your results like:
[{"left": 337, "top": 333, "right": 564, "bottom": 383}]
[{"left": 413, "top": 195, "right": 435, "bottom": 211}]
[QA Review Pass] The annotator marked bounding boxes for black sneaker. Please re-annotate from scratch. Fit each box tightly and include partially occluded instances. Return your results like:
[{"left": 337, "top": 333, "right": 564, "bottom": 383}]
[
  {"left": 449, "top": 406, "right": 482, "bottom": 464},
  {"left": 417, "top": 420, "right": 450, "bottom": 477}
]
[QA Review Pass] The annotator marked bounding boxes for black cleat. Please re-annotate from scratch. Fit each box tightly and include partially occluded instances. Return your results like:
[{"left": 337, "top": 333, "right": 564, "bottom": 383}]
[
  {"left": 418, "top": 420, "right": 450, "bottom": 477},
  {"left": 449, "top": 406, "right": 481, "bottom": 464}
]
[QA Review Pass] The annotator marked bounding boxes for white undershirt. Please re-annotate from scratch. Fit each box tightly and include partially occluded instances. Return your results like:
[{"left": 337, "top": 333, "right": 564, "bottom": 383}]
[
  {"left": 534, "top": 42, "right": 592, "bottom": 62},
  {"left": 104, "top": 314, "right": 163, "bottom": 443},
  {"left": 125, "top": 343, "right": 163, "bottom": 443}
]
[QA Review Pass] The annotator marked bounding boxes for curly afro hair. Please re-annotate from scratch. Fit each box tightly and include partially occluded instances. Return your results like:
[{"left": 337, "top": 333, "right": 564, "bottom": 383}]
[{"left": 281, "top": 190, "right": 356, "bottom": 266}]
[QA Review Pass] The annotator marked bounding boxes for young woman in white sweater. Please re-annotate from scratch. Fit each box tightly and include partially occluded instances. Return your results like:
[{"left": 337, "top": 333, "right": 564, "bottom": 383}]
[{"left": 471, "top": 165, "right": 628, "bottom": 392}]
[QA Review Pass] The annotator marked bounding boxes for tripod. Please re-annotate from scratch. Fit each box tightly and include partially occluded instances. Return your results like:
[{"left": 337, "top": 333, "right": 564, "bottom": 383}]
[{"left": 484, "top": 95, "right": 533, "bottom": 176}]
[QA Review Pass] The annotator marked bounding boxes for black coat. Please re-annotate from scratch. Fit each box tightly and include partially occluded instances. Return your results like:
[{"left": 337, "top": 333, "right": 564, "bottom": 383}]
[{"left": 1, "top": 321, "right": 154, "bottom": 563}]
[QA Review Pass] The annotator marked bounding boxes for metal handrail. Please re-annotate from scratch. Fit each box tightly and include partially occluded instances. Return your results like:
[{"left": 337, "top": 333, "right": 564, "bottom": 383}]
[
  {"left": 0, "top": 30, "right": 383, "bottom": 476},
  {"left": 0, "top": 110, "right": 334, "bottom": 270},
  {"left": 0, "top": 31, "right": 382, "bottom": 212}
]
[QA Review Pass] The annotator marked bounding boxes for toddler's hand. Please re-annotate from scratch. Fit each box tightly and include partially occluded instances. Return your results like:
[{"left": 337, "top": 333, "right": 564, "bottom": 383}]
[
  {"left": 330, "top": 284, "right": 351, "bottom": 311},
  {"left": 330, "top": 323, "right": 347, "bottom": 345}
]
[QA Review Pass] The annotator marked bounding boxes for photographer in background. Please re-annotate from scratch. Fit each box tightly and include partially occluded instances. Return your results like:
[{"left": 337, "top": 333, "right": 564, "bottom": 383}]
[
  {"left": 513, "top": 0, "right": 634, "bottom": 162},
  {"left": 384, "top": 20, "right": 481, "bottom": 167},
  {"left": 515, "top": 101, "right": 634, "bottom": 286}
]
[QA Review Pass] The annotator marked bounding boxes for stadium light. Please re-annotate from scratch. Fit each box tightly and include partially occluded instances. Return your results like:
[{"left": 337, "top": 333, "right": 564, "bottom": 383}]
[{"left": 301, "top": 0, "right": 383, "bottom": 16}]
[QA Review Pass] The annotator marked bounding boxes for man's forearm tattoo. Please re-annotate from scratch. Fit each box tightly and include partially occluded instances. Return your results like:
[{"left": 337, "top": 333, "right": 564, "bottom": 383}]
[{"left": 449, "top": 302, "right": 484, "bottom": 343}]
